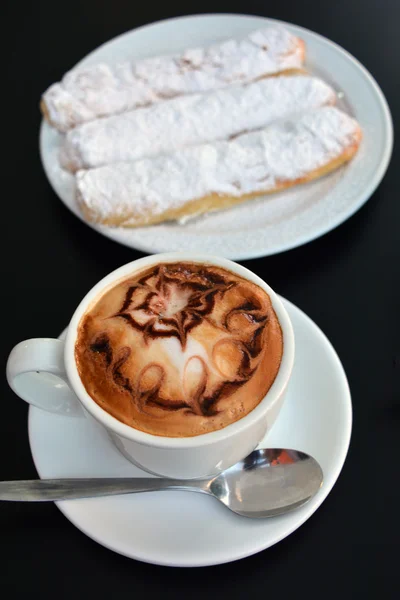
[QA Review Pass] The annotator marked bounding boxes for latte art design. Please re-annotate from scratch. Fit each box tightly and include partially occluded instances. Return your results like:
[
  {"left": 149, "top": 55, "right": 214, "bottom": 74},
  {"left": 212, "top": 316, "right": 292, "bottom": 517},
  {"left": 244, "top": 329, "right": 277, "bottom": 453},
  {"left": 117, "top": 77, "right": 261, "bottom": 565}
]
[
  {"left": 76, "top": 263, "right": 283, "bottom": 437},
  {"left": 112, "top": 264, "right": 236, "bottom": 347}
]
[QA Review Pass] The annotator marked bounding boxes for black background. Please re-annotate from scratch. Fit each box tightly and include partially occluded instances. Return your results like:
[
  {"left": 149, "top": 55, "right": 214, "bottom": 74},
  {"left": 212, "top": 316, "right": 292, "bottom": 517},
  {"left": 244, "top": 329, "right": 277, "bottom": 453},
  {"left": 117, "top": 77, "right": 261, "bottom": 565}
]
[{"left": 2, "top": 1, "right": 399, "bottom": 597}]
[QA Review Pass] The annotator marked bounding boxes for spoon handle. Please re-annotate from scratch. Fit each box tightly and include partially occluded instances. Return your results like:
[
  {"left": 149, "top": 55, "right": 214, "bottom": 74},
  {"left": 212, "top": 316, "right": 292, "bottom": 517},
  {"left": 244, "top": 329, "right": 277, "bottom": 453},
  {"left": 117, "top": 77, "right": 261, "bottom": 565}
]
[{"left": 0, "top": 478, "right": 207, "bottom": 501}]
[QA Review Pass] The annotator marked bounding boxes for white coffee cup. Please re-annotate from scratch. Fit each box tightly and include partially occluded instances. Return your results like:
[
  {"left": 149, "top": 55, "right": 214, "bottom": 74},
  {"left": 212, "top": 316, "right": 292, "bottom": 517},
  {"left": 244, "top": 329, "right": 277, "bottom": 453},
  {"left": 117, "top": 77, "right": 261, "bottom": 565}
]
[{"left": 6, "top": 253, "right": 294, "bottom": 479}]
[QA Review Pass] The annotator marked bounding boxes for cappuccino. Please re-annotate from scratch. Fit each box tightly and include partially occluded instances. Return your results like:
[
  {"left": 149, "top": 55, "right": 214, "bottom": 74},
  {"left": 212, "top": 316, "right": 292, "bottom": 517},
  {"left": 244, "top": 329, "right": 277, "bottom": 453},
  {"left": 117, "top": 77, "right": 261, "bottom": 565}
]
[{"left": 75, "top": 262, "right": 283, "bottom": 437}]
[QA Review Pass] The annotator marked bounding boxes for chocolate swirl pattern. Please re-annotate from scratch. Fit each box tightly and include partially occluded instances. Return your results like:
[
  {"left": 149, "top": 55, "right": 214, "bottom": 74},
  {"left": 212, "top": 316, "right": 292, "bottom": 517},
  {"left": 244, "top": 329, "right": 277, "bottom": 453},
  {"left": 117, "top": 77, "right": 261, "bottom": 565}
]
[
  {"left": 76, "top": 263, "right": 283, "bottom": 437},
  {"left": 112, "top": 264, "right": 234, "bottom": 348}
]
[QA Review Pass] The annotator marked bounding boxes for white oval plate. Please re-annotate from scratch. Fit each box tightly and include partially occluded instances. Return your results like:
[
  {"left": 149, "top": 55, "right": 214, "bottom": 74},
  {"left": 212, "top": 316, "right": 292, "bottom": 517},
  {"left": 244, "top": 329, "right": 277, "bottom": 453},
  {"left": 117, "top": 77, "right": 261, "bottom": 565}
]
[
  {"left": 40, "top": 14, "right": 392, "bottom": 259},
  {"left": 28, "top": 297, "right": 352, "bottom": 567}
]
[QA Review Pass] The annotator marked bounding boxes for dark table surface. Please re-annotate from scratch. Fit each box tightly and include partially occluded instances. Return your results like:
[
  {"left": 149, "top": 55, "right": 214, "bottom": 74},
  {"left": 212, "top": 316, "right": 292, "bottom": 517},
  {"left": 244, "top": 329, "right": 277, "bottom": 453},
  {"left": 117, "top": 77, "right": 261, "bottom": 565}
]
[{"left": 2, "top": 0, "right": 399, "bottom": 597}]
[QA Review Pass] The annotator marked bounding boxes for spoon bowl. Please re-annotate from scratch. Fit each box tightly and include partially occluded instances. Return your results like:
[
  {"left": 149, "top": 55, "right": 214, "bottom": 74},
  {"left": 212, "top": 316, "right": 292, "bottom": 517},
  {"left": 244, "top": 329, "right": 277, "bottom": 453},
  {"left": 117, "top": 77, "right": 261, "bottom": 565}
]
[{"left": 209, "top": 449, "right": 323, "bottom": 518}]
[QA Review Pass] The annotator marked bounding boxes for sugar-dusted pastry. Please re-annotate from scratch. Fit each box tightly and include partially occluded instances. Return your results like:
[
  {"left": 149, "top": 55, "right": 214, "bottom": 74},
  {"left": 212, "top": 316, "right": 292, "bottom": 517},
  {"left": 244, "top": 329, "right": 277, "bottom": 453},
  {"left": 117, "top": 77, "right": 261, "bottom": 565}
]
[
  {"left": 60, "top": 75, "right": 335, "bottom": 172},
  {"left": 76, "top": 106, "right": 362, "bottom": 228},
  {"left": 41, "top": 27, "right": 305, "bottom": 132}
]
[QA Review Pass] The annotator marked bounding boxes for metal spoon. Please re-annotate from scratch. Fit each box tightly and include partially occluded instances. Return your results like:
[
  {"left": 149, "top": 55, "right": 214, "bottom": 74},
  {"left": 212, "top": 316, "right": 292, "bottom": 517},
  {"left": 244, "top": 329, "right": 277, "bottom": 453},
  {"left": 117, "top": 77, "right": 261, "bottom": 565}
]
[{"left": 0, "top": 449, "right": 322, "bottom": 518}]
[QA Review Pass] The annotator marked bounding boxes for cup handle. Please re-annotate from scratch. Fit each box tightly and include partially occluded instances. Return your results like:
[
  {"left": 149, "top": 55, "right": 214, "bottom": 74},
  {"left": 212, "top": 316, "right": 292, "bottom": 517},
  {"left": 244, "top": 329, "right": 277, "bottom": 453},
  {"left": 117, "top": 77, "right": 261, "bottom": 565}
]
[{"left": 6, "top": 338, "right": 83, "bottom": 417}]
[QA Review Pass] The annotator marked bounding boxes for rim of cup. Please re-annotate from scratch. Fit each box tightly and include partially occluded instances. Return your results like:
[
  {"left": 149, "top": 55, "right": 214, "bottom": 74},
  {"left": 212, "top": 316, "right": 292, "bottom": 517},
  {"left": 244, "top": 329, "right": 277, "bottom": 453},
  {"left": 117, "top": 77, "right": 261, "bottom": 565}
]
[{"left": 65, "top": 253, "right": 295, "bottom": 449}]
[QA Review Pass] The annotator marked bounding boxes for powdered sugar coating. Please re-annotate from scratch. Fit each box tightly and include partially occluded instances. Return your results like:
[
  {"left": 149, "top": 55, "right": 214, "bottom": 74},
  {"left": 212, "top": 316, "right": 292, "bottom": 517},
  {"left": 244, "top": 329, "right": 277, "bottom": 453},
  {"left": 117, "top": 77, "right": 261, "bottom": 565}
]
[
  {"left": 76, "top": 107, "right": 361, "bottom": 226},
  {"left": 60, "top": 75, "right": 335, "bottom": 171},
  {"left": 43, "top": 27, "right": 304, "bottom": 132}
]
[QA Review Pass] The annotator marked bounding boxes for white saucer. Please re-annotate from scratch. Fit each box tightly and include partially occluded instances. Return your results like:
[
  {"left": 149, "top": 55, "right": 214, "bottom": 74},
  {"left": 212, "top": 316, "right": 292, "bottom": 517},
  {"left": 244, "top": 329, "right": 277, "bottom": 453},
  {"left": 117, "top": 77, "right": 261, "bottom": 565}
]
[
  {"left": 28, "top": 297, "right": 352, "bottom": 567},
  {"left": 40, "top": 13, "right": 392, "bottom": 260}
]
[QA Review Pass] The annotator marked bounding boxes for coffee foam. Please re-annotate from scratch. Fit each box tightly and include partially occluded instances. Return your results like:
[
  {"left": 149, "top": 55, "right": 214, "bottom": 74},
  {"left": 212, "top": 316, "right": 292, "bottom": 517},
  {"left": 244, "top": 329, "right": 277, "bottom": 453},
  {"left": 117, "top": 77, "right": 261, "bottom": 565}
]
[{"left": 75, "top": 263, "right": 283, "bottom": 437}]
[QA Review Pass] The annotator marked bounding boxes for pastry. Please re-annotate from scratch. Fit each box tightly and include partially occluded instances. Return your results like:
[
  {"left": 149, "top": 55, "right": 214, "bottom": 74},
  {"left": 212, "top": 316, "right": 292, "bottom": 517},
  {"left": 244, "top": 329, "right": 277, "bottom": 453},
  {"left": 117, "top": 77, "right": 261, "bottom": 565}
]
[
  {"left": 60, "top": 75, "right": 335, "bottom": 172},
  {"left": 41, "top": 27, "right": 305, "bottom": 132},
  {"left": 76, "top": 106, "right": 362, "bottom": 228}
]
